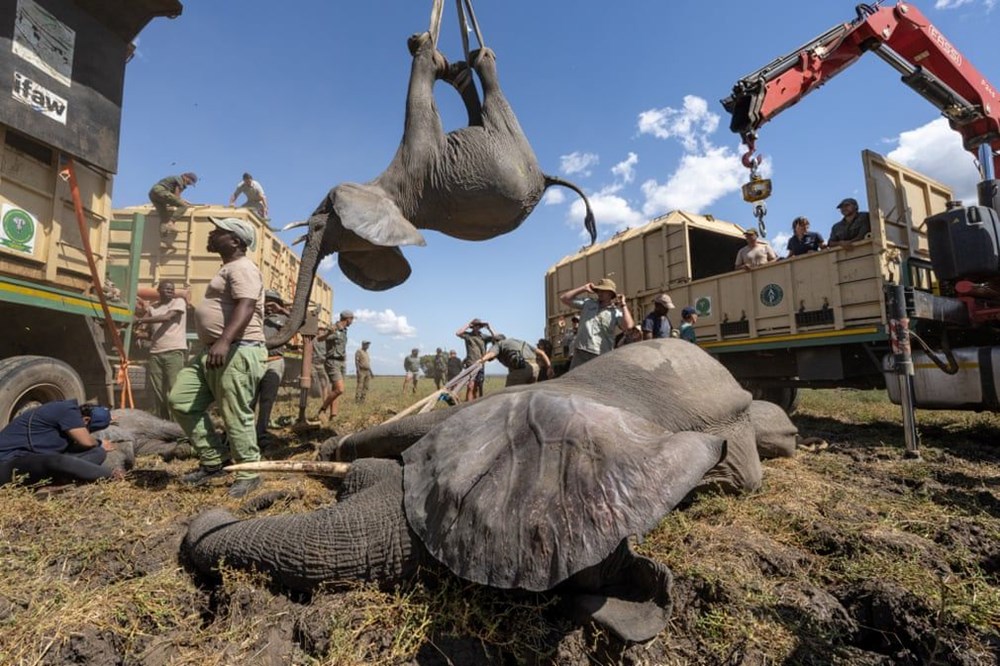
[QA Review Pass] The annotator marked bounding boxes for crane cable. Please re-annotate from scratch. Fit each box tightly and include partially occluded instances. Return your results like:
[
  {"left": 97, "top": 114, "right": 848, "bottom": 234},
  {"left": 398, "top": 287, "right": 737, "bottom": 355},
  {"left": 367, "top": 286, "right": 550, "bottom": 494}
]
[{"left": 61, "top": 156, "right": 135, "bottom": 409}]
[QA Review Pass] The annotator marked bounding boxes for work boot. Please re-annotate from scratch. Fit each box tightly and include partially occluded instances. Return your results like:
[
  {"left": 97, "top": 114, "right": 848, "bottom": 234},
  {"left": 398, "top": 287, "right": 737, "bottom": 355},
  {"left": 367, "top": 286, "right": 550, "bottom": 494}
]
[
  {"left": 181, "top": 463, "right": 226, "bottom": 486},
  {"left": 228, "top": 476, "right": 261, "bottom": 498}
]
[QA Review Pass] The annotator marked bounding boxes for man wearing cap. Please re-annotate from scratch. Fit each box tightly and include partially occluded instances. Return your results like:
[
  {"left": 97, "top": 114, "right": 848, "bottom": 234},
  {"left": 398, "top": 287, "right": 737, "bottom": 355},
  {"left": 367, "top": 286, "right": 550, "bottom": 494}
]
[
  {"left": 828, "top": 197, "right": 871, "bottom": 248},
  {"left": 252, "top": 290, "right": 290, "bottom": 444},
  {"left": 136, "top": 280, "right": 188, "bottom": 420},
  {"left": 642, "top": 293, "right": 676, "bottom": 340},
  {"left": 402, "top": 348, "right": 421, "bottom": 394},
  {"left": 0, "top": 400, "right": 119, "bottom": 486},
  {"left": 446, "top": 349, "right": 463, "bottom": 382},
  {"left": 679, "top": 306, "right": 698, "bottom": 343},
  {"left": 481, "top": 335, "right": 554, "bottom": 386},
  {"left": 355, "top": 340, "right": 373, "bottom": 403},
  {"left": 316, "top": 310, "right": 354, "bottom": 421},
  {"left": 169, "top": 216, "right": 266, "bottom": 498},
  {"left": 148, "top": 172, "right": 197, "bottom": 249},
  {"left": 559, "top": 278, "right": 635, "bottom": 369},
  {"left": 229, "top": 172, "right": 269, "bottom": 220},
  {"left": 735, "top": 228, "right": 777, "bottom": 270},
  {"left": 456, "top": 318, "right": 497, "bottom": 400}
]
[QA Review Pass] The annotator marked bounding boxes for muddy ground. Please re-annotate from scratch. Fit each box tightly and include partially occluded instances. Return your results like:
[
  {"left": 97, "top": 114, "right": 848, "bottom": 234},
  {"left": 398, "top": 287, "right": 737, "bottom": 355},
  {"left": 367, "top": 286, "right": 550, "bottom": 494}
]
[{"left": 1, "top": 386, "right": 998, "bottom": 665}]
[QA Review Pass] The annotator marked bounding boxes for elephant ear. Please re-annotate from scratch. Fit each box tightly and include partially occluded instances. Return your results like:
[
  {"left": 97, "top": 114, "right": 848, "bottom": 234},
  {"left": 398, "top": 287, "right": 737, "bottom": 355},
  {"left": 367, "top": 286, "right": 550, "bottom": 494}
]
[
  {"left": 401, "top": 390, "right": 726, "bottom": 592},
  {"left": 338, "top": 247, "right": 412, "bottom": 291},
  {"left": 332, "top": 182, "right": 426, "bottom": 247}
]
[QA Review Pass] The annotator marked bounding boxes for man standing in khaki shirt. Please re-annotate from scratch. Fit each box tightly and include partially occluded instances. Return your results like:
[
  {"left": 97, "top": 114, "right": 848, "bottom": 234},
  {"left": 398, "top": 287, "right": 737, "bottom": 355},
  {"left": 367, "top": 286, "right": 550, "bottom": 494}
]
[
  {"left": 355, "top": 340, "right": 372, "bottom": 403},
  {"left": 137, "top": 280, "right": 187, "bottom": 419},
  {"left": 168, "top": 217, "right": 266, "bottom": 498}
]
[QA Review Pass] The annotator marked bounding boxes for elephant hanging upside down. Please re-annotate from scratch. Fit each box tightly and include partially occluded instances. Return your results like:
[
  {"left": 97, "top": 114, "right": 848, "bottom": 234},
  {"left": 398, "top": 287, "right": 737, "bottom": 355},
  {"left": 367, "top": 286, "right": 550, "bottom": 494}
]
[
  {"left": 273, "top": 15, "right": 596, "bottom": 346},
  {"left": 183, "top": 340, "right": 801, "bottom": 643}
]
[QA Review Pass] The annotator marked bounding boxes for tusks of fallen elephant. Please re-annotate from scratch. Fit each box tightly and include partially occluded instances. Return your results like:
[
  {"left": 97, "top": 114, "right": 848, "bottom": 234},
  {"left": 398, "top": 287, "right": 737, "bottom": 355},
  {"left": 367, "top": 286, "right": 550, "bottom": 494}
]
[{"left": 225, "top": 461, "right": 351, "bottom": 476}]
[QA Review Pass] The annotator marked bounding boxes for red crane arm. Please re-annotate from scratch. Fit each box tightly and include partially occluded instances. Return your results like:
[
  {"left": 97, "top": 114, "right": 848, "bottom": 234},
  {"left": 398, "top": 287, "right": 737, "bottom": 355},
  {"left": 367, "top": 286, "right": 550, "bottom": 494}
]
[{"left": 722, "top": 2, "right": 1000, "bottom": 174}]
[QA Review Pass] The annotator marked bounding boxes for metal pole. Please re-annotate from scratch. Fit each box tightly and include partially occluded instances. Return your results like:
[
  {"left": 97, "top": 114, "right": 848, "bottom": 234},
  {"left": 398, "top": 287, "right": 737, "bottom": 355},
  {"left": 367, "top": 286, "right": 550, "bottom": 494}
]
[{"left": 887, "top": 285, "right": 921, "bottom": 458}]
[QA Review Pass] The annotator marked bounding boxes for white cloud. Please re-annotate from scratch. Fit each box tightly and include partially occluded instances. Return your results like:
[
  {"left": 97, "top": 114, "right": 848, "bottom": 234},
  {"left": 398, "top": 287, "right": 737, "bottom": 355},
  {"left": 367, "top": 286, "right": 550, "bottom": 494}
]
[
  {"left": 560, "top": 151, "right": 599, "bottom": 177},
  {"left": 641, "top": 146, "right": 764, "bottom": 216},
  {"left": 771, "top": 231, "right": 791, "bottom": 255},
  {"left": 542, "top": 188, "right": 566, "bottom": 205},
  {"left": 934, "top": 0, "right": 974, "bottom": 8},
  {"left": 354, "top": 308, "right": 417, "bottom": 338},
  {"left": 612, "top": 152, "right": 639, "bottom": 184},
  {"left": 569, "top": 191, "right": 646, "bottom": 237},
  {"left": 886, "top": 117, "right": 980, "bottom": 203},
  {"left": 318, "top": 255, "right": 335, "bottom": 273},
  {"left": 638, "top": 96, "right": 720, "bottom": 152}
]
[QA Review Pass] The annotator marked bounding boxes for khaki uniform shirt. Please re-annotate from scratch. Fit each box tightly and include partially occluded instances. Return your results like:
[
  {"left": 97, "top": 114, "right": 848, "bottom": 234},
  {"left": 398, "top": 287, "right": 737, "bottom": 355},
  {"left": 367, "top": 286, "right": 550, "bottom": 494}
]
[
  {"left": 147, "top": 297, "right": 187, "bottom": 353},
  {"left": 355, "top": 348, "right": 371, "bottom": 372},
  {"left": 194, "top": 256, "right": 265, "bottom": 345},
  {"left": 735, "top": 243, "right": 777, "bottom": 269}
]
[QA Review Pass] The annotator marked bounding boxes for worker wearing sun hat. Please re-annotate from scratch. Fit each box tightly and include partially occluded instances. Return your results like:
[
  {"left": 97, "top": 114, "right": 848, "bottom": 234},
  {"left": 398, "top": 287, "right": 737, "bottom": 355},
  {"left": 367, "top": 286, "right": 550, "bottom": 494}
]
[
  {"left": 559, "top": 277, "right": 635, "bottom": 369},
  {"left": 169, "top": 216, "right": 267, "bottom": 498},
  {"left": 642, "top": 293, "right": 676, "bottom": 340}
]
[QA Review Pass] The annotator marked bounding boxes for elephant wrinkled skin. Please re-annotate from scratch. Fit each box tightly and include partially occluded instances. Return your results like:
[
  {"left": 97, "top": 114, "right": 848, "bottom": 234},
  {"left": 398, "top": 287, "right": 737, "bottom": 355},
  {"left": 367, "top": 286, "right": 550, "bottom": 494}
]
[{"left": 184, "top": 340, "right": 800, "bottom": 643}]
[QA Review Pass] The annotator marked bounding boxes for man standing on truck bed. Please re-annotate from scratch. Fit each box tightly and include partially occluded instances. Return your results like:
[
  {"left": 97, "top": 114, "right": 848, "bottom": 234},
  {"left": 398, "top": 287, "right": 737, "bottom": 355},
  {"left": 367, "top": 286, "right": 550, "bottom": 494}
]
[
  {"left": 137, "top": 280, "right": 188, "bottom": 420},
  {"left": 229, "top": 172, "right": 269, "bottom": 220},
  {"left": 735, "top": 228, "right": 777, "bottom": 270},
  {"left": 149, "top": 172, "right": 197, "bottom": 250},
  {"left": 560, "top": 278, "right": 635, "bottom": 369},
  {"left": 827, "top": 198, "right": 871, "bottom": 248},
  {"left": 169, "top": 217, "right": 266, "bottom": 499}
]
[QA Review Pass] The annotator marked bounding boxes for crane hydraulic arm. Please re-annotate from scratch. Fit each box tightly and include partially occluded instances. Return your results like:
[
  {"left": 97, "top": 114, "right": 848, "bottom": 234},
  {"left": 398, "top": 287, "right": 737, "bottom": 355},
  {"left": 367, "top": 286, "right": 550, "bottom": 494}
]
[{"left": 722, "top": 2, "right": 1000, "bottom": 178}]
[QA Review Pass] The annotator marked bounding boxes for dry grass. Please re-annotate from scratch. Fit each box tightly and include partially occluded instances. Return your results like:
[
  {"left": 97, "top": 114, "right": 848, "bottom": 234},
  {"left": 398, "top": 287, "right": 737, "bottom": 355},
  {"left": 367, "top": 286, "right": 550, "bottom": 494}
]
[{"left": 1, "top": 383, "right": 999, "bottom": 664}]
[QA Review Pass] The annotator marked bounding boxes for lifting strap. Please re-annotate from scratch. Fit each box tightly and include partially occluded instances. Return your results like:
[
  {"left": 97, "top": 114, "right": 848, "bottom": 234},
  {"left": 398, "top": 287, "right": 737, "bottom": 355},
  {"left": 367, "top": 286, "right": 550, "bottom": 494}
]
[{"left": 61, "top": 156, "right": 134, "bottom": 409}]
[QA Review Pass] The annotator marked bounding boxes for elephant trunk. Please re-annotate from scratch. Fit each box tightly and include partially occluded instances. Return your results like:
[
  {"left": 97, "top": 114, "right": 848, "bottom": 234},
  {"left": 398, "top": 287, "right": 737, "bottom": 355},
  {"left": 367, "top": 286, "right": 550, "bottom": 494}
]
[
  {"left": 271, "top": 213, "right": 328, "bottom": 348},
  {"left": 544, "top": 175, "right": 597, "bottom": 244},
  {"left": 183, "top": 460, "right": 424, "bottom": 591}
]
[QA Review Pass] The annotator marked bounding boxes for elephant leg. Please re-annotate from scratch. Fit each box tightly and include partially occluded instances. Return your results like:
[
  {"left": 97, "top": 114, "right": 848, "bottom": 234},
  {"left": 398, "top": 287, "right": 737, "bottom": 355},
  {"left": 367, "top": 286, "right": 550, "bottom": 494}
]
[
  {"left": 559, "top": 538, "right": 673, "bottom": 644},
  {"left": 440, "top": 61, "right": 482, "bottom": 126},
  {"left": 324, "top": 407, "right": 463, "bottom": 462},
  {"left": 183, "top": 459, "right": 423, "bottom": 591},
  {"left": 749, "top": 400, "right": 799, "bottom": 459},
  {"left": 400, "top": 32, "right": 449, "bottom": 157}
]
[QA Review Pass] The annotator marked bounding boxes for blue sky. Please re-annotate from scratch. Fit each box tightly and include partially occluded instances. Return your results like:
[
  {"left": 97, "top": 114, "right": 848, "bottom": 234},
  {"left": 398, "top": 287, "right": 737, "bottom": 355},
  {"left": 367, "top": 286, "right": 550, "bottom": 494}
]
[{"left": 114, "top": 0, "right": 998, "bottom": 375}]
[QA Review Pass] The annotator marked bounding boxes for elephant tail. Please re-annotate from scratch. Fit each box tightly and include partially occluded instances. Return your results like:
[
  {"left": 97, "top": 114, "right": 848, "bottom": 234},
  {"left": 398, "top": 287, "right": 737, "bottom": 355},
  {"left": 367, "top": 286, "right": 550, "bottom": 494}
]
[{"left": 544, "top": 175, "right": 597, "bottom": 245}]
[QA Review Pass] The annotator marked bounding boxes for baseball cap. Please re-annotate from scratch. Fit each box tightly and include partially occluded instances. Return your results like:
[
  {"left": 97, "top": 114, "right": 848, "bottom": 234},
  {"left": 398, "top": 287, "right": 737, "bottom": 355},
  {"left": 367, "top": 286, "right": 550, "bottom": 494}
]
[
  {"left": 86, "top": 405, "right": 112, "bottom": 432},
  {"left": 592, "top": 278, "right": 617, "bottom": 293},
  {"left": 362, "top": 340, "right": 371, "bottom": 346},
  {"left": 340, "top": 310, "right": 354, "bottom": 320},
  {"left": 208, "top": 216, "right": 256, "bottom": 251},
  {"left": 182, "top": 172, "right": 198, "bottom": 185},
  {"left": 264, "top": 290, "right": 284, "bottom": 304},
  {"left": 837, "top": 197, "right": 858, "bottom": 209},
  {"left": 744, "top": 228, "right": 758, "bottom": 237},
  {"left": 681, "top": 306, "right": 697, "bottom": 318},
  {"left": 654, "top": 294, "right": 676, "bottom": 309}
]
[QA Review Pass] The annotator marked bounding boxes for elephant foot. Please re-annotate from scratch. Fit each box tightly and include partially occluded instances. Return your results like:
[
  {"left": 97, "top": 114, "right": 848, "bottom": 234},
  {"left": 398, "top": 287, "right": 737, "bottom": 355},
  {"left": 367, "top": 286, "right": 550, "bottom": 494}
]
[
  {"left": 468, "top": 47, "right": 495, "bottom": 70},
  {"left": 407, "top": 32, "right": 449, "bottom": 77}
]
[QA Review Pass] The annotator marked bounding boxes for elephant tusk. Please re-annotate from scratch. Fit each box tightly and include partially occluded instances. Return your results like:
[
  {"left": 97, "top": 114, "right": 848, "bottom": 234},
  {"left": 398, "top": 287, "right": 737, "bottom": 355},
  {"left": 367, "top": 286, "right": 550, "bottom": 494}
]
[
  {"left": 281, "top": 220, "right": 308, "bottom": 231},
  {"left": 225, "top": 461, "right": 352, "bottom": 477},
  {"left": 291, "top": 233, "right": 309, "bottom": 246}
]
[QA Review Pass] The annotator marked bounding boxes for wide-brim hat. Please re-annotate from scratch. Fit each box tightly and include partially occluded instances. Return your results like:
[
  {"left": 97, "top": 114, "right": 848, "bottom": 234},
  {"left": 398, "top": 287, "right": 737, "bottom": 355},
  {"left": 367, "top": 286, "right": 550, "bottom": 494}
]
[
  {"left": 264, "top": 290, "right": 284, "bottom": 305},
  {"left": 743, "top": 227, "right": 758, "bottom": 237},
  {"left": 592, "top": 278, "right": 617, "bottom": 293},
  {"left": 208, "top": 216, "right": 256, "bottom": 251}
]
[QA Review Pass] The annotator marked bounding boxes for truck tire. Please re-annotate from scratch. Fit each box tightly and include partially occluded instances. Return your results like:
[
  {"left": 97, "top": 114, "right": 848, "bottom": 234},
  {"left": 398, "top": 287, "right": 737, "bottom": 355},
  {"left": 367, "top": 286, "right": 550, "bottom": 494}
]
[
  {"left": 0, "top": 356, "right": 87, "bottom": 427},
  {"left": 750, "top": 386, "right": 801, "bottom": 415}
]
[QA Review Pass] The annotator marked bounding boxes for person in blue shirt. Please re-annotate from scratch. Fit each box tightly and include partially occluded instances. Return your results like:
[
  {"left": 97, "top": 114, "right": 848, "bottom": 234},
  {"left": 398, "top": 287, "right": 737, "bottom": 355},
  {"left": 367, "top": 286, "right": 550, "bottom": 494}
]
[
  {"left": 0, "top": 400, "right": 116, "bottom": 486},
  {"left": 679, "top": 306, "right": 699, "bottom": 343},
  {"left": 786, "top": 216, "right": 826, "bottom": 257}
]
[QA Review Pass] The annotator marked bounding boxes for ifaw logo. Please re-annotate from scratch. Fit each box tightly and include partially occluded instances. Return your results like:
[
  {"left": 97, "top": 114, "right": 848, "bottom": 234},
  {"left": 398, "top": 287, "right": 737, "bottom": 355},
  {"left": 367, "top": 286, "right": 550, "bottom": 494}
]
[{"left": 12, "top": 71, "right": 67, "bottom": 125}]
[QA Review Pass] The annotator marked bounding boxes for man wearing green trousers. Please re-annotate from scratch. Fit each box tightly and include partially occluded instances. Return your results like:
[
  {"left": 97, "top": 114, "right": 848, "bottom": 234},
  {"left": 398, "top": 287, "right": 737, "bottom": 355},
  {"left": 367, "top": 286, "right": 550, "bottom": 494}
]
[
  {"left": 137, "top": 281, "right": 187, "bottom": 419},
  {"left": 168, "top": 216, "right": 266, "bottom": 498}
]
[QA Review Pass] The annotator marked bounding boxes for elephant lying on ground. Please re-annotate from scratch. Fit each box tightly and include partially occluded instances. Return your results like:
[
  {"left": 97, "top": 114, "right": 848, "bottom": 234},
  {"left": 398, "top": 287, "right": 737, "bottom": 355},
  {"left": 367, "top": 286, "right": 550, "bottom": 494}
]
[
  {"left": 184, "top": 340, "right": 798, "bottom": 642},
  {"left": 272, "top": 4, "right": 596, "bottom": 346},
  {"left": 101, "top": 409, "right": 193, "bottom": 461}
]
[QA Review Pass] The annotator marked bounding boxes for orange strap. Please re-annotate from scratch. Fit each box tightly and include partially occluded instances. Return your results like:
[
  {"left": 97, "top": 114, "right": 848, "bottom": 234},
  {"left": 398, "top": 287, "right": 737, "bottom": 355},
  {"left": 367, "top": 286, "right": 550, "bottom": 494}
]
[{"left": 61, "top": 157, "right": 134, "bottom": 409}]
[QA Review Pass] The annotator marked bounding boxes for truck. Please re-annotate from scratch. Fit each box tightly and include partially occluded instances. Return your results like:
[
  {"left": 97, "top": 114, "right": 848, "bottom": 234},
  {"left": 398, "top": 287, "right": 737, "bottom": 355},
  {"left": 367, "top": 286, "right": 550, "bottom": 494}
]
[
  {"left": 0, "top": 1, "right": 183, "bottom": 426},
  {"left": 546, "top": 1, "right": 1000, "bottom": 452}
]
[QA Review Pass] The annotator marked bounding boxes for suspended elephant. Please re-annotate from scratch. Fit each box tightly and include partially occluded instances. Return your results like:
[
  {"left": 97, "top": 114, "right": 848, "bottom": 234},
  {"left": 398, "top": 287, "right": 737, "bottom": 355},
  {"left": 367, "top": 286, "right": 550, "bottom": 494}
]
[
  {"left": 273, "top": 2, "right": 596, "bottom": 346},
  {"left": 184, "top": 341, "right": 798, "bottom": 642}
]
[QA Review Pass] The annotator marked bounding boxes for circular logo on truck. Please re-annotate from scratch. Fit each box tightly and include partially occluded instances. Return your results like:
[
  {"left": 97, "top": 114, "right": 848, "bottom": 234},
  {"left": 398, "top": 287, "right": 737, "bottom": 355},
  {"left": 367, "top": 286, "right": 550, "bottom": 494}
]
[
  {"left": 695, "top": 297, "right": 712, "bottom": 316},
  {"left": 3, "top": 209, "right": 34, "bottom": 243},
  {"left": 760, "top": 283, "right": 784, "bottom": 307}
]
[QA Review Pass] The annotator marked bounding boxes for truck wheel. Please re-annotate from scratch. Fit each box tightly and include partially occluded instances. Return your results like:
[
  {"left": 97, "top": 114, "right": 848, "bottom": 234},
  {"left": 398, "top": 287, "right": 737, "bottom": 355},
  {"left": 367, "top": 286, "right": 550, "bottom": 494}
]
[
  {"left": 749, "top": 386, "right": 801, "bottom": 415},
  {"left": 0, "top": 356, "right": 87, "bottom": 427}
]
